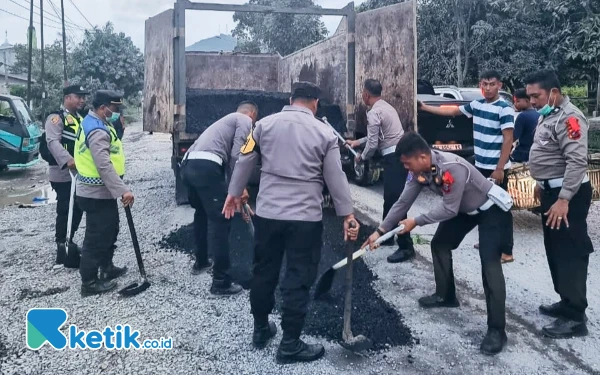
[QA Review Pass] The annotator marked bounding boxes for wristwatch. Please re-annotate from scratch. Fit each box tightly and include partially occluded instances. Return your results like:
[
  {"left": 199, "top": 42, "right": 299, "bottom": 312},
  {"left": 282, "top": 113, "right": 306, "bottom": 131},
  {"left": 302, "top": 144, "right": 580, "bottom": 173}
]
[{"left": 376, "top": 228, "right": 385, "bottom": 236}]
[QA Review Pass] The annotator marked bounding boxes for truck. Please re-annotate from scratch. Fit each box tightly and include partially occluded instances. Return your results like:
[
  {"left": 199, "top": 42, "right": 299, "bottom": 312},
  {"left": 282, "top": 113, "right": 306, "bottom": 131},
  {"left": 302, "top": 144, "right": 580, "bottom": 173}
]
[{"left": 0, "top": 93, "right": 42, "bottom": 171}]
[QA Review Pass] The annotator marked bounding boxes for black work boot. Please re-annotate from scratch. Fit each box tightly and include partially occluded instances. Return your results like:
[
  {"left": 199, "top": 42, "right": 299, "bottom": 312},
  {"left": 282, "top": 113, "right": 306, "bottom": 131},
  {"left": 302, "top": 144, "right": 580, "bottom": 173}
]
[
  {"left": 387, "top": 246, "right": 416, "bottom": 263},
  {"left": 539, "top": 302, "right": 566, "bottom": 318},
  {"left": 81, "top": 279, "right": 118, "bottom": 297},
  {"left": 192, "top": 259, "right": 213, "bottom": 275},
  {"left": 542, "top": 318, "right": 588, "bottom": 339},
  {"left": 480, "top": 328, "right": 507, "bottom": 355},
  {"left": 253, "top": 319, "right": 277, "bottom": 349},
  {"left": 276, "top": 337, "right": 325, "bottom": 364},
  {"left": 418, "top": 293, "right": 460, "bottom": 308},
  {"left": 210, "top": 279, "right": 242, "bottom": 296},
  {"left": 99, "top": 263, "right": 128, "bottom": 281},
  {"left": 55, "top": 243, "right": 67, "bottom": 265}
]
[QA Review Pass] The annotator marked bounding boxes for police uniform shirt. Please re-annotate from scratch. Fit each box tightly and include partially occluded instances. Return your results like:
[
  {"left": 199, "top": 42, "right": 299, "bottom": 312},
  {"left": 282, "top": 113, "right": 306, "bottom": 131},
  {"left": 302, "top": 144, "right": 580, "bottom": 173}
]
[
  {"left": 528, "top": 98, "right": 589, "bottom": 201},
  {"left": 228, "top": 105, "right": 354, "bottom": 222},
  {"left": 380, "top": 150, "right": 493, "bottom": 231},
  {"left": 45, "top": 108, "right": 81, "bottom": 183},
  {"left": 359, "top": 99, "right": 404, "bottom": 160},
  {"left": 186, "top": 112, "right": 253, "bottom": 177}
]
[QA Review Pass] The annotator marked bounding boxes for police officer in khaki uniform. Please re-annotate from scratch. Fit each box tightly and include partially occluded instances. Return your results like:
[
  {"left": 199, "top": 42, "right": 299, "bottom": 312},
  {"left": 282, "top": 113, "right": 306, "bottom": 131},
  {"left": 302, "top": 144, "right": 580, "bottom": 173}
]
[
  {"left": 525, "top": 69, "right": 594, "bottom": 338},
  {"left": 346, "top": 79, "right": 415, "bottom": 263},
  {"left": 363, "top": 132, "right": 512, "bottom": 355},
  {"left": 222, "top": 82, "right": 360, "bottom": 364},
  {"left": 41, "top": 84, "right": 88, "bottom": 266},
  {"left": 180, "top": 101, "right": 258, "bottom": 295}
]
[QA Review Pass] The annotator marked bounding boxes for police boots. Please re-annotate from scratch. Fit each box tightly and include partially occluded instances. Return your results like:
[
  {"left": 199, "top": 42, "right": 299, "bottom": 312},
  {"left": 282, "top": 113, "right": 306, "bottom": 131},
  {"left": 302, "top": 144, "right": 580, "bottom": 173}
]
[
  {"left": 99, "top": 263, "right": 128, "bottom": 281},
  {"left": 81, "top": 279, "right": 118, "bottom": 297},
  {"left": 210, "top": 279, "right": 242, "bottom": 296},
  {"left": 480, "top": 328, "right": 507, "bottom": 355},
  {"left": 276, "top": 336, "right": 325, "bottom": 364},
  {"left": 252, "top": 318, "right": 277, "bottom": 349}
]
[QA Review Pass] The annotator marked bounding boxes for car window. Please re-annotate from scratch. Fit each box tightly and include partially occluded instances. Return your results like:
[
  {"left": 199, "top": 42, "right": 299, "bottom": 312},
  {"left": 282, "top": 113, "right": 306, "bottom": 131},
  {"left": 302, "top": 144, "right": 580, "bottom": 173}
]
[
  {"left": 459, "top": 91, "right": 484, "bottom": 101},
  {"left": 443, "top": 93, "right": 456, "bottom": 99},
  {"left": 12, "top": 99, "right": 33, "bottom": 124}
]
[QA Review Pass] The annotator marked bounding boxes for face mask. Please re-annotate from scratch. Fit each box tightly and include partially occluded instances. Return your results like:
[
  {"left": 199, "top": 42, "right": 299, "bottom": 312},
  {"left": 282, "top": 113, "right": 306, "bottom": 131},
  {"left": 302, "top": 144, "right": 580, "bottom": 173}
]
[
  {"left": 105, "top": 108, "right": 120, "bottom": 123},
  {"left": 537, "top": 91, "right": 556, "bottom": 116}
]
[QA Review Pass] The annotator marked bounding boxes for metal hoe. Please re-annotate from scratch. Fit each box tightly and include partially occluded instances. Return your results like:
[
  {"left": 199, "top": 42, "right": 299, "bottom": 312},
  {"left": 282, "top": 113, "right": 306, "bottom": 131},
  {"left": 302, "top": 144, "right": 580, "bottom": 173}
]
[
  {"left": 63, "top": 171, "right": 80, "bottom": 269},
  {"left": 340, "top": 221, "right": 372, "bottom": 353},
  {"left": 321, "top": 117, "right": 363, "bottom": 177},
  {"left": 118, "top": 206, "right": 151, "bottom": 297}
]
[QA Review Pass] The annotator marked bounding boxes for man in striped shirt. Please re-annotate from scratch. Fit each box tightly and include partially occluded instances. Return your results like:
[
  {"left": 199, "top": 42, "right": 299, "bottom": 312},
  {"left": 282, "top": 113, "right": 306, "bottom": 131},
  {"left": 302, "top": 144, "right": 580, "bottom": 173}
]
[{"left": 418, "top": 70, "right": 515, "bottom": 263}]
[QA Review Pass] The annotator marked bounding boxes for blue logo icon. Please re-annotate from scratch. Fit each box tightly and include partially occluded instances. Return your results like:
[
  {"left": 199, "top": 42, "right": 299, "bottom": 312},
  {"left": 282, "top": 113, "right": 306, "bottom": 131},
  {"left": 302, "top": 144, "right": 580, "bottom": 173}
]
[{"left": 26, "top": 308, "right": 68, "bottom": 350}]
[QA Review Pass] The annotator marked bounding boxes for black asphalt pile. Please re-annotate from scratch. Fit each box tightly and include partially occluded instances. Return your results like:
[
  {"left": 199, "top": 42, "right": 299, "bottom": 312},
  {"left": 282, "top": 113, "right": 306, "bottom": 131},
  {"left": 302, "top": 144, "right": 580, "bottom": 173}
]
[{"left": 159, "top": 208, "right": 413, "bottom": 351}]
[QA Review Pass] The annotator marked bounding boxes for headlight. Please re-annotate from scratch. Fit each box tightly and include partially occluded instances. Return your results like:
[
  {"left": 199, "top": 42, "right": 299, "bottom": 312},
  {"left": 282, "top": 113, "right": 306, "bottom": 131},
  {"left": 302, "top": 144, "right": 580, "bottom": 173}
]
[{"left": 22, "top": 138, "right": 30, "bottom": 147}]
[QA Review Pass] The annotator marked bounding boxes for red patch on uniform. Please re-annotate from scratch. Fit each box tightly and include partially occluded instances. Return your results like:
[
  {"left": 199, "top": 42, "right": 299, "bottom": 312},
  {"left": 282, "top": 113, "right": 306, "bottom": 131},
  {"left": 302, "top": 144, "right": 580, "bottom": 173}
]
[
  {"left": 441, "top": 171, "right": 454, "bottom": 193},
  {"left": 566, "top": 117, "right": 582, "bottom": 140}
]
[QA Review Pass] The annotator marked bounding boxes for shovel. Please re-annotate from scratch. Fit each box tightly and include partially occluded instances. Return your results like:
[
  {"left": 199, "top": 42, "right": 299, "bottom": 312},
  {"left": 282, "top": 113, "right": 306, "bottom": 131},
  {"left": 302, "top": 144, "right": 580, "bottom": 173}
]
[
  {"left": 118, "top": 205, "right": 151, "bottom": 297},
  {"left": 322, "top": 117, "right": 363, "bottom": 177},
  {"left": 339, "top": 222, "right": 372, "bottom": 353},
  {"left": 243, "top": 203, "right": 254, "bottom": 237},
  {"left": 313, "top": 225, "right": 404, "bottom": 300},
  {"left": 63, "top": 171, "right": 81, "bottom": 269}
]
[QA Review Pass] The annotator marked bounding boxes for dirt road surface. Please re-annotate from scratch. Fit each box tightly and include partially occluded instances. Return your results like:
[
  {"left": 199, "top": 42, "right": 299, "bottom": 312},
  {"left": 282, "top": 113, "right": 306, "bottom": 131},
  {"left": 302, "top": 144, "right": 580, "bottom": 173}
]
[{"left": 0, "top": 122, "right": 598, "bottom": 375}]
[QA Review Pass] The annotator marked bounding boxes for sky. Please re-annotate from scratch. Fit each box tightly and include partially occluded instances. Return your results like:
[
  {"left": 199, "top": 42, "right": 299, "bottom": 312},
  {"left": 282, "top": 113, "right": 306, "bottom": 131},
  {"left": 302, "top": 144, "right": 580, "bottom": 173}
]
[{"left": 1, "top": 0, "right": 366, "bottom": 51}]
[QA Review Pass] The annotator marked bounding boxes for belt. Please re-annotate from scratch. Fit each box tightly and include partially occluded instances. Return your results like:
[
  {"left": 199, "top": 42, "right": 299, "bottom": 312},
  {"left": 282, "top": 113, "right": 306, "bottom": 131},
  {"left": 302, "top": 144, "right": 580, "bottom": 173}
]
[
  {"left": 467, "top": 199, "right": 494, "bottom": 216},
  {"left": 184, "top": 151, "right": 223, "bottom": 166},
  {"left": 537, "top": 174, "right": 589, "bottom": 190},
  {"left": 381, "top": 145, "right": 396, "bottom": 156}
]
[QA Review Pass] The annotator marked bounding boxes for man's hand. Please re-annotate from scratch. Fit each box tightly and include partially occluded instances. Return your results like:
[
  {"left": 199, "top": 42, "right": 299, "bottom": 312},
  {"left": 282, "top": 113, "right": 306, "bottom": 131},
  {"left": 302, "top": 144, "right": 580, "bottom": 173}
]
[
  {"left": 398, "top": 218, "right": 416, "bottom": 234},
  {"left": 355, "top": 153, "right": 362, "bottom": 163},
  {"left": 241, "top": 188, "right": 250, "bottom": 204},
  {"left": 534, "top": 184, "right": 541, "bottom": 203},
  {"left": 121, "top": 192, "right": 134, "bottom": 207},
  {"left": 545, "top": 198, "right": 569, "bottom": 230},
  {"left": 222, "top": 194, "right": 242, "bottom": 219},
  {"left": 345, "top": 140, "right": 361, "bottom": 149},
  {"left": 490, "top": 169, "right": 505, "bottom": 185},
  {"left": 343, "top": 214, "right": 360, "bottom": 241},
  {"left": 417, "top": 100, "right": 424, "bottom": 110},
  {"left": 361, "top": 231, "right": 382, "bottom": 251},
  {"left": 242, "top": 203, "right": 255, "bottom": 223},
  {"left": 66, "top": 159, "right": 76, "bottom": 170}
]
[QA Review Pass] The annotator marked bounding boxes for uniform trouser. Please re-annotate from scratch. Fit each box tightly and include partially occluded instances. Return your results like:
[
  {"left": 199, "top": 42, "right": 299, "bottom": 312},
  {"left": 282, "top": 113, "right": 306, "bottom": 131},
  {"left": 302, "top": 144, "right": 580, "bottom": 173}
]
[
  {"left": 182, "top": 159, "right": 231, "bottom": 282},
  {"left": 476, "top": 167, "right": 514, "bottom": 256},
  {"left": 540, "top": 182, "right": 593, "bottom": 322},
  {"left": 250, "top": 216, "right": 323, "bottom": 340},
  {"left": 382, "top": 153, "right": 414, "bottom": 249},
  {"left": 50, "top": 181, "right": 83, "bottom": 243},
  {"left": 76, "top": 197, "right": 120, "bottom": 283},
  {"left": 431, "top": 205, "right": 511, "bottom": 329}
]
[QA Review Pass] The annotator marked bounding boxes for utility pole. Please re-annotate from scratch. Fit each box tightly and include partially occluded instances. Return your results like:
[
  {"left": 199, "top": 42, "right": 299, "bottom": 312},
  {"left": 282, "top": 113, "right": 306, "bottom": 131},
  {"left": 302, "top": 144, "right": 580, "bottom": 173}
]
[
  {"left": 40, "top": 0, "right": 46, "bottom": 119},
  {"left": 60, "top": 0, "right": 68, "bottom": 86},
  {"left": 3, "top": 32, "right": 8, "bottom": 88},
  {"left": 27, "top": 0, "right": 34, "bottom": 106}
]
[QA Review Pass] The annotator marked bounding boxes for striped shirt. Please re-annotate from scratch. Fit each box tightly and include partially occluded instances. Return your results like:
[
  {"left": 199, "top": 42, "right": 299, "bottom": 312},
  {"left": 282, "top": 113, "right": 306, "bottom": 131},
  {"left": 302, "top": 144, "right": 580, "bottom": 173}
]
[{"left": 460, "top": 99, "right": 515, "bottom": 170}]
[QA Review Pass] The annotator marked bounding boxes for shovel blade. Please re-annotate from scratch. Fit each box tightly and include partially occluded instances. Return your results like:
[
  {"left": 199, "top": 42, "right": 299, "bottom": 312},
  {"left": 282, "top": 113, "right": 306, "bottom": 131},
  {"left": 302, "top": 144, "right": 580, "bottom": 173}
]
[
  {"left": 118, "top": 281, "right": 151, "bottom": 297},
  {"left": 313, "top": 267, "right": 336, "bottom": 300},
  {"left": 63, "top": 243, "right": 81, "bottom": 269},
  {"left": 339, "top": 335, "right": 373, "bottom": 353}
]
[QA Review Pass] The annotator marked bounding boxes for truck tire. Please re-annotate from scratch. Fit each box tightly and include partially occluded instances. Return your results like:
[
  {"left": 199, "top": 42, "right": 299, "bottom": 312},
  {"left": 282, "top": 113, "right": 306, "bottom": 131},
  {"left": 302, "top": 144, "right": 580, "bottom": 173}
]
[
  {"left": 173, "top": 158, "right": 189, "bottom": 206},
  {"left": 354, "top": 160, "right": 380, "bottom": 186}
]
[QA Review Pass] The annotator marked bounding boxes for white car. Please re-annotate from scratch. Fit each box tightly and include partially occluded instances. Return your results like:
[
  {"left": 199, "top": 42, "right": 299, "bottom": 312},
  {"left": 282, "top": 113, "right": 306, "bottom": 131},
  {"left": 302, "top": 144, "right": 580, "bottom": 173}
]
[{"left": 434, "top": 86, "right": 513, "bottom": 105}]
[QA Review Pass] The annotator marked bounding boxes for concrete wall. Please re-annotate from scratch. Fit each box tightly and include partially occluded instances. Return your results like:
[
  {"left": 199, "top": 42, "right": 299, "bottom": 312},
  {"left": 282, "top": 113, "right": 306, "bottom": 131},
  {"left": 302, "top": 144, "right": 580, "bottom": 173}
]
[
  {"left": 186, "top": 52, "right": 280, "bottom": 91},
  {"left": 277, "top": 32, "right": 347, "bottom": 109}
]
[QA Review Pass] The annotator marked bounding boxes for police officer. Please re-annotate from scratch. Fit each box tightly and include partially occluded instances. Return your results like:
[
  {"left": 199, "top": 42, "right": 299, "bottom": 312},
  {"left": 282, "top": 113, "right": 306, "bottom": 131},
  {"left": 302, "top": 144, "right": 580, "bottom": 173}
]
[
  {"left": 363, "top": 132, "right": 512, "bottom": 355},
  {"left": 525, "top": 69, "right": 594, "bottom": 338},
  {"left": 74, "top": 90, "right": 132, "bottom": 297},
  {"left": 346, "top": 79, "right": 414, "bottom": 263},
  {"left": 42, "top": 84, "right": 88, "bottom": 266},
  {"left": 222, "top": 82, "right": 360, "bottom": 364},
  {"left": 180, "top": 101, "right": 258, "bottom": 295}
]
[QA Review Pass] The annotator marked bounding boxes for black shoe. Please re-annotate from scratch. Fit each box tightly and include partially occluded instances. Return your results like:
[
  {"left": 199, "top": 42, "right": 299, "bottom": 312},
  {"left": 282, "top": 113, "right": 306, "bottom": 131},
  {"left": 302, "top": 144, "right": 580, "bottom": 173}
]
[
  {"left": 480, "top": 328, "right": 507, "bottom": 355},
  {"left": 253, "top": 321, "right": 277, "bottom": 349},
  {"left": 418, "top": 294, "right": 460, "bottom": 308},
  {"left": 210, "top": 279, "right": 243, "bottom": 296},
  {"left": 81, "top": 279, "right": 118, "bottom": 297},
  {"left": 387, "top": 247, "right": 416, "bottom": 263},
  {"left": 55, "top": 243, "right": 66, "bottom": 265},
  {"left": 276, "top": 338, "right": 325, "bottom": 364},
  {"left": 99, "top": 264, "right": 128, "bottom": 281},
  {"left": 542, "top": 318, "right": 588, "bottom": 339},
  {"left": 191, "top": 259, "right": 213, "bottom": 275},
  {"left": 539, "top": 302, "right": 566, "bottom": 318}
]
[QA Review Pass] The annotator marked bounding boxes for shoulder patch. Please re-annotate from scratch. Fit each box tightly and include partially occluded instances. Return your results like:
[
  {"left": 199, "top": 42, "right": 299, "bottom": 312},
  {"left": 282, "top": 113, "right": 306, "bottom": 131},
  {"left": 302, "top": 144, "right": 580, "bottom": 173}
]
[
  {"left": 240, "top": 132, "right": 256, "bottom": 155},
  {"left": 441, "top": 171, "right": 454, "bottom": 193},
  {"left": 51, "top": 115, "right": 60, "bottom": 125},
  {"left": 566, "top": 117, "right": 582, "bottom": 140}
]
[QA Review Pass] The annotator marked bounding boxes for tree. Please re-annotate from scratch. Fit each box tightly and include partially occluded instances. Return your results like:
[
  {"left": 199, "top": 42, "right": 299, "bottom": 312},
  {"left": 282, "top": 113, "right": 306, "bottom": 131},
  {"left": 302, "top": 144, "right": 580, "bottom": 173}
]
[
  {"left": 356, "top": 0, "right": 402, "bottom": 12},
  {"left": 232, "top": 0, "right": 328, "bottom": 56},
  {"left": 71, "top": 22, "right": 144, "bottom": 98}
]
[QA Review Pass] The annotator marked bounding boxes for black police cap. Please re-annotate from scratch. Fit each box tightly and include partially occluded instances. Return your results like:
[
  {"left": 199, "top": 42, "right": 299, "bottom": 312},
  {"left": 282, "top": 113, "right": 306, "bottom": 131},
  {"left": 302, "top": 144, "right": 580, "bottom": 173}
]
[
  {"left": 291, "top": 81, "right": 322, "bottom": 100},
  {"left": 93, "top": 90, "right": 126, "bottom": 108},
  {"left": 63, "top": 84, "right": 89, "bottom": 96}
]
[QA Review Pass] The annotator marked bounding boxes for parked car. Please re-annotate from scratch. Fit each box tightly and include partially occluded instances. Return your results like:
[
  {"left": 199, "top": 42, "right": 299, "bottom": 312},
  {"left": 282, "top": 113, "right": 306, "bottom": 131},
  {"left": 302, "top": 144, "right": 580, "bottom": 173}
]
[
  {"left": 0, "top": 94, "right": 42, "bottom": 171},
  {"left": 434, "top": 85, "right": 513, "bottom": 105}
]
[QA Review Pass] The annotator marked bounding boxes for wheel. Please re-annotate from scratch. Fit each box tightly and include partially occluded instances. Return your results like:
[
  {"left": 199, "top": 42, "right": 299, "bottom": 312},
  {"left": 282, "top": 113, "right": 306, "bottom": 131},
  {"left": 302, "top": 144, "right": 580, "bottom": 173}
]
[{"left": 354, "top": 160, "right": 380, "bottom": 186}]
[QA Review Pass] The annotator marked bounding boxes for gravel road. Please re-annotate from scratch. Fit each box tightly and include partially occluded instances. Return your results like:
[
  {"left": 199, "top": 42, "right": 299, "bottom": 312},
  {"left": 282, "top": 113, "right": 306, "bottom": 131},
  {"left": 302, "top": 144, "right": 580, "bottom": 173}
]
[{"left": 0, "top": 122, "right": 598, "bottom": 375}]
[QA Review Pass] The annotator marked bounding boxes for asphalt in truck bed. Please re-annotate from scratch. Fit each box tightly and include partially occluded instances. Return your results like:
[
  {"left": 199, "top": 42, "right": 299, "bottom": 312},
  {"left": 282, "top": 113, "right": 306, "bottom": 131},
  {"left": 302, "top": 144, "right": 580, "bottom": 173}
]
[{"left": 159, "top": 206, "right": 414, "bottom": 351}]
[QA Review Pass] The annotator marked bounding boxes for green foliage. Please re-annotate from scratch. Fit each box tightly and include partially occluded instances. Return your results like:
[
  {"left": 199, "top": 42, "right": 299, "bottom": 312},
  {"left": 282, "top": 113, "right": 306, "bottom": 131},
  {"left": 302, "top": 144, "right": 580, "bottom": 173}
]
[
  {"left": 356, "top": 0, "right": 403, "bottom": 12},
  {"left": 232, "top": 0, "right": 328, "bottom": 56},
  {"left": 563, "top": 85, "right": 588, "bottom": 98}
]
